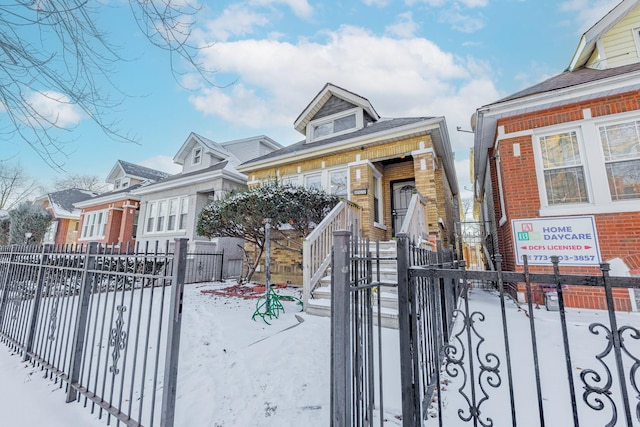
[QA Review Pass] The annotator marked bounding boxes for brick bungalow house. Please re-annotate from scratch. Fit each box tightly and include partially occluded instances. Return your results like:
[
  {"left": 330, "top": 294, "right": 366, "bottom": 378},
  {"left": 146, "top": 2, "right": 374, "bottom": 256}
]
[
  {"left": 473, "top": 0, "right": 640, "bottom": 311},
  {"left": 33, "top": 188, "right": 98, "bottom": 245},
  {"left": 74, "top": 160, "right": 171, "bottom": 249},
  {"left": 238, "top": 83, "right": 460, "bottom": 287}
]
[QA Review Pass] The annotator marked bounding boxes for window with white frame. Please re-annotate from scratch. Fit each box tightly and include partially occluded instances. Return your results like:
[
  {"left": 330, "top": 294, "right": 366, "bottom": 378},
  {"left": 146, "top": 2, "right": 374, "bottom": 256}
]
[
  {"left": 156, "top": 201, "right": 167, "bottom": 232},
  {"left": 145, "top": 197, "right": 189, "bottom": 234},
  {"left": 168, "top": 199, "right": 178, "bottom": 231},
  {"left": 308, "top": 109, "right": 362, "bottom": 142},
  {"left": 81, "top": 209, "right": 108, "bottom": 239},
  {"left": 43, "top": 222, "right": 58, "bottom": 243},
  {"left": 193, "top": 147, "right": 202, "bottom": 165},
  {"left": 281, "top": 175, "right": 300, "bottom": 186},
  {"left": 598, "top": 120, "right": 640, "bottom": 200},
  {"left": 329, "top": 169, "right": 348, "bottom": 197},
  {"left": 304, "top": 173, "right": 322, "bottom": 190},
  {"left": 146, "top": 202, "right": 156, "bottom": 232},
  {"left": 373, "top": 174, "right": 382, "bottom": 224},
  {"left": 179, "top": 198, "right": 189, "bottom": 230},
  {"left": 538, "top": 131, "right": 589, "bottom": 205}
]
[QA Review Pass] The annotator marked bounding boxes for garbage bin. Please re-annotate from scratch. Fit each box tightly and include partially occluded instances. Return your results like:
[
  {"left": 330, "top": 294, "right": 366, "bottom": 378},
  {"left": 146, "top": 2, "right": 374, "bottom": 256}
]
[{"left": 545, "top": 291, "right": 559, "bottom": 311}]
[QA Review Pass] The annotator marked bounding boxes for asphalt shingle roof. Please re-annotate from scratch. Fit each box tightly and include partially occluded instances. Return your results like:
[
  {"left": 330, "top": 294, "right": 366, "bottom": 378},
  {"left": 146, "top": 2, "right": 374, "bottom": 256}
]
[
  {"left": 495, "top": 62, "right": 640, "bottom": 104},
  {"left": 117, "top": 160, "right": 172, "bottom": 181},
  {"left": 47, "top": 189, "right": 98, "bottom": 216},
  {"left": 241, "top": 117, "right": 433, "bottom": 166}
]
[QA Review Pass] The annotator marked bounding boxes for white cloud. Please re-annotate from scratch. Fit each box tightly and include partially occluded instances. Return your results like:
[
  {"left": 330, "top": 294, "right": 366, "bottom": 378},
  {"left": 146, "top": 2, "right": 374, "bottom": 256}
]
[
  {"left": 190, "top": 25, "right": 501, "bottom": 153},
  {"left": 385, "top": 12, "right": 420, "bottom": 38},
  {"left": 559, "top": 0, "right": 620, "bottom": 34},
  {"left": 405, "top": 0, "right": 487, "bottom": 7},
  {"left": 204, "top": 4, "right": 269, "bottom": 41},
  {"left": 363, "top": 0, "right": 391, "bottom": 6},
  {"left": 26, "top": 91, "right": 82, "bottom": 127},
  {"left": 249, "top": 0, "right": 313, "bottom": 19},
  {"left": 440, "top": 10, "right": 485, "bottom": 33},
  {"left": 459, "top": 0, "right": 488, "bottom": 7},
  {"left": 137, "top": 155, "right": 183, "bottom": 175}
]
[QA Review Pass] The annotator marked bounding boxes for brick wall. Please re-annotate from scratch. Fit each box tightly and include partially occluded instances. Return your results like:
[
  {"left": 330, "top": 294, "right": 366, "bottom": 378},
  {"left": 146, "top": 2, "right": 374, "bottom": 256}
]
[{"left": 490, "top": 91, "right": 640, "bottom": 310}]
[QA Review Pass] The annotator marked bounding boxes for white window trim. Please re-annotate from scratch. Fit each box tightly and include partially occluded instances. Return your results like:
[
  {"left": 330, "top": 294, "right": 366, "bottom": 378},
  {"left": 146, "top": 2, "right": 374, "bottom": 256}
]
[
  {"left": 143, "top": 196, "right": 189, "bottom": 235},
  {"left": 193, "top": 146, "right": 202, "bottom": 165},
  {"left": 79, "top": 209, "right": 109, "bottom": 240},
  {"left": 306, "top": 108, "right": 363, "bottom": 142},
  {"left": 303, "top": 167, "right": 350, "bottom": 198},
  {"left": 633, "top": 27, "right": 640, "bottom": 62},
  {"left": 372, "top": 168, "right": 386, "bottom": 229},
  {"left": 531, "top": 115, "right": 640, "bottom": 217}
]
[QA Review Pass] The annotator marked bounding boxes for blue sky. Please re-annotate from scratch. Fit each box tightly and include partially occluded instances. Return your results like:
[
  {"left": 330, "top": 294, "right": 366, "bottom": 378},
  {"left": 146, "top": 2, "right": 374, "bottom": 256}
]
[{"left": 6, "top": 0, "right": 622, "bottom": 200}]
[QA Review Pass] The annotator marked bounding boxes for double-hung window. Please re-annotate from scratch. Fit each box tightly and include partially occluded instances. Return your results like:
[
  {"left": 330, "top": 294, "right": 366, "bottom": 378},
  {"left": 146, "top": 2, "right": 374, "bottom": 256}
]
[
  {"left": 80, "top": 210, "right": 108, "bottom": 239},
  {"left": 146, "top": 202, "right": 156, "bottom": 233},
  {"left": 538, "top": 131, "right": 589, "bottom": 205},
  {"left": 598, "top": 121, "right": 640, "bottom": 200},
  {"left": 145, "top": 197, "right": 188, "bottom": 234}
]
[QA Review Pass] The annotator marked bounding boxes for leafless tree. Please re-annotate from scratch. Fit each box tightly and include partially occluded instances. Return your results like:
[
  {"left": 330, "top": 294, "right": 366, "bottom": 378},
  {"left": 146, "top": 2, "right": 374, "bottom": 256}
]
[
  {"left": 0, "top": 1, "right": 216, "bottom": 169},
  {"left": 0, "top": 163, "right": 41, "bottom": 210},
  {"left": 53, "top": 174, "right": 111, "bottom": 193}
]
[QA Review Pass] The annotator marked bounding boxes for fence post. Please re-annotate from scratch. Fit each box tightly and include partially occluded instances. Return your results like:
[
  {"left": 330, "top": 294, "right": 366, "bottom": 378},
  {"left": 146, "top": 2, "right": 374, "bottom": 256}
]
[
  {"left": 23, "top": 244, "right": 51, "bottom": 361},
  {"left": 161, "top": 238, "right": 188, "bottom": 427},
  {"left": 396, "top": 233, "right": 420, "bottom": 427},
  {"left": 66, "top": 242, "right": 98, "bottom": 402},
  {"left": 331, "top": 230, "right": 351, "bottom": 427},
  {"left": 0, "top": 245, "right": 16, "bottom": 331}
]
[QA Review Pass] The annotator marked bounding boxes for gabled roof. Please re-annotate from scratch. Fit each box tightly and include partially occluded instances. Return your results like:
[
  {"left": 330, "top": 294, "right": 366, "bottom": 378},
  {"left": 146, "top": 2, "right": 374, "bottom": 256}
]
[
  {"left": 568, "top": 0, "right": 640, "bottom": 71},
  {"left": 497, "top": 61, "right": 640, "bottom": 103},
  {"left": 34, "top": 188, "right": 98, "bottom": 219},
  {"left": 241, "top": 117, "right": 429, "bottom": 166},
  {"left": 293, "top": 83, "right": 380, "bottom": 134},
  {"left": 106, "top": 160, "right": 172, "bottom": 183},
  {"left": 173, "top": 132, "right": 232, "bottom": 165},
  {"left": 239, "top": 115, "right": 459, "bottom": 195},
  {"left": 74, "top": 183, "right": 147, "bottom": 208}
]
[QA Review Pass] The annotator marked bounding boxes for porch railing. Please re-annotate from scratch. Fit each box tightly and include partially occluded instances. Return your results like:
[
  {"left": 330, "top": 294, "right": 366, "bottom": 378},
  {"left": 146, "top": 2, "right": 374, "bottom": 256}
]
[
  {"left": 302, "top": 200, "right": 361, "bottom": 307},
  {"left": 398, "top": 193, "right": 431, "bottom": 248}
]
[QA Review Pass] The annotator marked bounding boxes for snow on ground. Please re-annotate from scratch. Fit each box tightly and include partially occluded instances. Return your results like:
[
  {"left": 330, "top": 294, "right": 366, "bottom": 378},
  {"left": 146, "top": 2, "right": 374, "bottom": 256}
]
[{"left": 0, "top": 281, "right": 638, "bottom": 426}]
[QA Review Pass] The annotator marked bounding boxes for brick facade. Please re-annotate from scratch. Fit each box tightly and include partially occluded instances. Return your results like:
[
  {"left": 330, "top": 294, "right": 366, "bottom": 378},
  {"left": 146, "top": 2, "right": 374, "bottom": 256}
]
[
  {"left": 491, "top": 91, "right": 640, "bottom": 310},
  {"left": 78, "top": 199, "right": 139, "bottom": 249},
  {"left": 247, "top": 134, "right": 457, "bottom": 286}
]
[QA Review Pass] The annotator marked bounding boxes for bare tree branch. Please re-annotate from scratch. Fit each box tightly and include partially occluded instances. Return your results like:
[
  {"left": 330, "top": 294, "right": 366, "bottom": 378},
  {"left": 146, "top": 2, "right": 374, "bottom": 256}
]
[{"left": 0, "top": 1, "right": 218, "bottom": 169}]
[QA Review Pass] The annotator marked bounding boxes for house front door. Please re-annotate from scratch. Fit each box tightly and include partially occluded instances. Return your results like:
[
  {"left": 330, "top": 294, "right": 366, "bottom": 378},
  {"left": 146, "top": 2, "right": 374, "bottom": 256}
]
[{"left": 391, "top": 180, "right": 415, "bottom": 236}]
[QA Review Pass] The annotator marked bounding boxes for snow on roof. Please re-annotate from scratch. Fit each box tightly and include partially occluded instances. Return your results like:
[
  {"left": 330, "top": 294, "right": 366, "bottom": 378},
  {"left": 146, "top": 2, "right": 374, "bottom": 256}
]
[
  {"left": 46, "top": 188, "right": 98, "bottom": 219},
  {"left": 116, "top": 160, "right": 173, "bottom": 181}
]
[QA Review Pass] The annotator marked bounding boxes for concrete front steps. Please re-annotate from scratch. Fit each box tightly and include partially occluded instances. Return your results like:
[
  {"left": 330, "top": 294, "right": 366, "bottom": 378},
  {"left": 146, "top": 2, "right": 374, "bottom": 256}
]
[{"left": 305, "top": 240, "right": 400, "bottom": 328}]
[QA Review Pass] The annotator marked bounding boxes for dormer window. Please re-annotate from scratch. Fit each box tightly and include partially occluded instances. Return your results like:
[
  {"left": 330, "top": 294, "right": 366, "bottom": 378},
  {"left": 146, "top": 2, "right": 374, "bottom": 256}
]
[
  {"left": 193, "top": 147, "right": 202, "bottom": 165},
  {"left": 308, "top": 108, "right": 362, "bottom": 142}
]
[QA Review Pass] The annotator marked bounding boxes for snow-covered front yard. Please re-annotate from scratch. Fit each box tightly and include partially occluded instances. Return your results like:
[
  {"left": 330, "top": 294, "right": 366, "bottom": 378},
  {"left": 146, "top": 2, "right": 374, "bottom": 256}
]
[{"left": 0, "top": 281, "right": 638, "bottom": 426}]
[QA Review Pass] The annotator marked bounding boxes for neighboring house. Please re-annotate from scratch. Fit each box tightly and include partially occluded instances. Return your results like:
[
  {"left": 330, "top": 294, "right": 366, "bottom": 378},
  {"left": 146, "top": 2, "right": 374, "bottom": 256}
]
[
  {"left": 239, "top": 82, "right": 460, "bottom": 285},
  {"left": 33, "top": 189, "right": 98, "bottom": 245},
  {"left": 472, "top": 0, "right": 640, "bottom": 311},
  {"left": 74, "top": 160, "right": 172, "bottom": 249},
  {"left": 132, "top": 132, "right": 283, "bottom": 278}
]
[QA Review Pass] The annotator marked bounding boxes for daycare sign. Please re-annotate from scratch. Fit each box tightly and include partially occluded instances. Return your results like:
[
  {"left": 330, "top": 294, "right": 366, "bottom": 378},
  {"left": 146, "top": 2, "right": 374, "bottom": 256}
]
[{"left": 512, "top": 216, "right": 601, "bottom": 266}]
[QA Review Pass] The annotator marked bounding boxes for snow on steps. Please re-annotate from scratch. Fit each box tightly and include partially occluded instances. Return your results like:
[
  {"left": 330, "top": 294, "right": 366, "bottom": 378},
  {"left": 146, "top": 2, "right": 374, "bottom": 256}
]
[{"left": 306, "top": 240, "right": 400, "bottom": 329}]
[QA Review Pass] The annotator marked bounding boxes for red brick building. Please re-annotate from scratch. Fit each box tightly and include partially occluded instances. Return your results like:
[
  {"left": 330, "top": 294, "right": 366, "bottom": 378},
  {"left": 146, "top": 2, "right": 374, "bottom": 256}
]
[
  {"left": 473, "top": 0, "right": 640, "bottom": 311},
  {"left": 75, "top": 160, "right": 171, "bottom": 249},
  {"left": 33, "top": 189, "right": 98, "bottom": 245}
]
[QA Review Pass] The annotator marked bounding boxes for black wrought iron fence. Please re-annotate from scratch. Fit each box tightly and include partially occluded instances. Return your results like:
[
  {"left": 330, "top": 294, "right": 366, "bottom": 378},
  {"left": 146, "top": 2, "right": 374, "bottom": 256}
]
[
  {"left": 0, "top": 240, "right": 188, "bottom": 427},
  {"left": 398, "top": 244, "right": 640, "bottom": 427}
]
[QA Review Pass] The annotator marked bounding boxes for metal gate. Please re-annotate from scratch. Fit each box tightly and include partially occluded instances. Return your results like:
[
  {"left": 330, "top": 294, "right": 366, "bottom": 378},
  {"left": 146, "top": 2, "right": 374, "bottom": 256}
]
[{"left": 399, "top": 242, "right": 640, "bottom": 427}]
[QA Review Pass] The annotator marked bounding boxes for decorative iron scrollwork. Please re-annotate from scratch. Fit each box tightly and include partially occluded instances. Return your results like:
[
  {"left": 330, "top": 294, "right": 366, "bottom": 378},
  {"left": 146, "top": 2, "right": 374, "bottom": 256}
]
[
  {"left": 444, "top": 308, "right": 501, "bottom": 427},
  {"left": 48, "top": 291, "right": 60, "bottom": 341},
  {"left": 581, "top": 323, "right": 640, "bottom": 425},
  {"left": 109, "top": 305, "right": 128, "bottom": 375}
]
